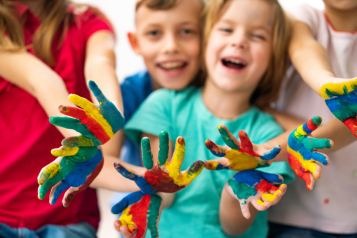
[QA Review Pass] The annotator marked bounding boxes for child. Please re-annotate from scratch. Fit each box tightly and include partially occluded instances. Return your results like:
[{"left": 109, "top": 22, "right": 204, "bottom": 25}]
[
  {"left": 121, "top": 0, "right": 295, "bottom": 237},
  {"left": 268, "top": 0, "right": 357, "bottom": 236},
  {"left": 0, "top": 0, "right": 122, "bottom": 237}
]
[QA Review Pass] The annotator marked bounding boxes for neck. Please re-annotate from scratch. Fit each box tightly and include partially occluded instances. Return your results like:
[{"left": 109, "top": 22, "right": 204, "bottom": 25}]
[
  {"left": 201, "top": 78, "right": 251, "bottom": 120},
  {"left": 17, "top": 0, "right": 46, "bottom": 18},
  {"left": 325, "top": 6, "right": 357, "bottom": 32}
]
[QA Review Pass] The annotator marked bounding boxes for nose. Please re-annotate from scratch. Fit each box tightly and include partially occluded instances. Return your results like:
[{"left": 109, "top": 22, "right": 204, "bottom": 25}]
[
  {"left": 231, "top": 30, "right": 248, "bottom": 50},
  {"left": 162, "top": 33, "right": 180, "bottom": 55}
]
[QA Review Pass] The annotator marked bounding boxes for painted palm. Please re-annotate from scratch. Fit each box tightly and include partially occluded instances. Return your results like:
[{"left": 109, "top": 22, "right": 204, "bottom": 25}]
[
  {"left": 38, "top": 81, "right": 124, "bottom": 206},
  {"left": 287, "top": 116, "right": 332, "bottom": 190},
  {"left": 228, "top": 170, "right": 286, "bottom": 219},
  {"left": 38, "top": 146, "right": 103, "bottom": 207},
  {"left": 114, "top": 131, "right": 204, "bottom": 194},
  {"left": 320, "top": 78, "right": 357, "bottom": 138},
  {"left": 205, "top": 124, "right": 281, "bottom": 171},
  {"left": 113, "top": 131, "right": 204, "bottom": 237}
]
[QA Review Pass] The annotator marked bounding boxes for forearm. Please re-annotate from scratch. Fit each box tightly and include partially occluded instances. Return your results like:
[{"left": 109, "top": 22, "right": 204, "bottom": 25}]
[
  {"left": 289, "top": 21, "right": 336, "bottom": 91},
  {"left": 0, "top": 50, "right": 77, "bottom": 138},
  {"left": 220, "top": 184, "right": 257, "bottom": 236}
]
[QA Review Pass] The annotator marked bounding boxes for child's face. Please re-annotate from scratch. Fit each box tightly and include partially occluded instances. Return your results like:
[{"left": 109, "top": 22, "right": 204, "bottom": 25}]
[
  {"left": 205, "top": 0, "right": 273, "bottom": 93},
  {"left": 129, "top": 0, "right": 201, "bottom": 90},
  {"left": 323, "top": 0, "right": 357, "bottom": 11}
]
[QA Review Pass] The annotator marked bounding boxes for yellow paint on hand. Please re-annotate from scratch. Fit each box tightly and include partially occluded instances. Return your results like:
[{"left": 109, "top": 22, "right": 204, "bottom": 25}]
[
  {"left": 119, "top": 207, "right": 136, "bottom": 232},
  {"left": 257, "top": 189, "right": 282, "bottom": 205},
  {"left": 51, "top": 147, "right": 79, "bottom": 157},
  {"left": 319, "top": 78, "right": 357, "bottom": 99},
  {"left": 69, "top": 94, "right": 114, "bottom": 138},
  {"left": 225, "top": 150, "right": 260, "bottom": 171},
  {"left": 295, "top": 125, "right": 308, "bottom": 137},
  {"left": 38, "top": 164, "right": 60, "bottom": 185},
  {"left": 287, "top": 146, "right": 317, "bottom": 174},
  {"left": 167, "top": 140, "right": 185, "bottom": 180}
]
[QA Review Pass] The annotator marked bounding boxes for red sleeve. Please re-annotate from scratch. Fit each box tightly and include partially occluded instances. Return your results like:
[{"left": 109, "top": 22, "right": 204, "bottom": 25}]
[{"left": 80, "top": 8, "right": 115, "bottom": 42}]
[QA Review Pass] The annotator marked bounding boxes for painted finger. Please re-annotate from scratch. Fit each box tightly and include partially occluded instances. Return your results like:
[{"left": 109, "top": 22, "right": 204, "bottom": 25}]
[
  {"left": 51, "top": 147, "right": 79, "bottom": 157},
  {"left": 217, "top": 124, "right": 240, "bottom": 150},
  {"left": 141, "top": 138, "right": 153, "bottom": 169},
  {"left": 205, "top": 139, "right": 228, "bottom": 157},
  {"left": 167, "top": 137, "right": 185, "bottom": 175},
  {"left": 61, "top": 136, "right": 96, "bottom": 148},
  {"left": 251, "top": 196, "right": 271, "bottom": 211},
  {"left": 260, "top": 145, "right": 281, "bottom": 161},
  {"left": 343, "top": 118, "right": 357, "bottom": 138},
  {"left": 111, "top": 191, "right": 144, "bottom": 214},
  {"left": 204, "top": 158, "right": 230, "bottom": 170},
  {"left": 269, "top": 184, "right": 287, "bottom": 206},
  {"left": 38, "top": 174, "right": 62, "bottom": 200},
  {"left": 179, "top": 160, "right": 204, "bottom": 186},
  {"left": 62, "top": 186, "right": 80, "bottom": 207},
  {"left": 304, "top": 137, "right": 333, "bottom": 151},
  {"left": 147, "top": 194, "right": 162, "bottom": 238},
  {"left": 114, "top": 220, "right": 136, "bottom": 238},
  {"left": 49, "top": 116, "right": 89, "bottom": 135},
  {"left": 295, "top": 116, "right": 321, "bottom": 138},
  {"left": 114, "top": 162, "right": 139, "bottom": 181},
  {"left": 71, "top": 146, "right": 99, "bottom": 163},
  {"left": 69, "top": 94, "right": 115, "bottom": 139},
  {"left": 311, "top": 151, "right": 329, "bottom": 166},
  {"left": 238, "top": 130, "right": 254, "bottom": 152},
  {"left": 88, "top": 80, "right": 108, "bottom": 105},
  {"left": 158, "top": 131, "right": 169, "bottom": 166},
  {"left": 38, "top": 163, "right": 61, "bottom": 185},
  {"left": 49, "top": 181, "right": 69, "bottom": 205},
  {"left": 309, "top": 162, "right": 322, "bottom": 180},
  {"left": 58, "top": 105, "right": 86, "bottom": 119}
]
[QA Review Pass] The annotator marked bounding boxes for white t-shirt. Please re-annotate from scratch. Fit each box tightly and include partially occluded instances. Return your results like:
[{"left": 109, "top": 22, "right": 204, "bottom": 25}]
[{"left": 268, "top": 4, "right": 357, "bottom": 234}]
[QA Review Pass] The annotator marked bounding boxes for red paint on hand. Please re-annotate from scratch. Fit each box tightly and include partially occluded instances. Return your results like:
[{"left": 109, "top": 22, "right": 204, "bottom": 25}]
[
  {"left": 287, "top": 152, "right": 312, "bottom": 190},
  {"left": 255, "top": 179, "right": 278, "bottom": 193},
  {"left": 238, "top": 131, "right": 260, "bottom": 157},
  {"left": 343, "top": 118, "right": 357, "bottom": 137},
  {"left": 144, "top": 165, "right": 185, "bottom": 193},
  {"left": 128, "top": 195, "right": 151, "bottom": 238}
]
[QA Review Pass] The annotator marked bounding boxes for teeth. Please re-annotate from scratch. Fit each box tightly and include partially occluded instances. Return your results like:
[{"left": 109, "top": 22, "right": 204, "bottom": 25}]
[
  {"left": 159, "top": 62, "right": 185, "bottom": 69},
  {"left": 225, "top": 58, "right": 246, "bottom": 65}
]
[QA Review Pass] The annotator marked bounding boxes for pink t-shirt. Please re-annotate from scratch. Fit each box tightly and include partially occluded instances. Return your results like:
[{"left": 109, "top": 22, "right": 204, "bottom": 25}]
[
  {"left": 269, "top": 4, "right": 357, "bottom": 234},
  {"left": 0, "top": 2, "right": 113, "bottom": 230}
]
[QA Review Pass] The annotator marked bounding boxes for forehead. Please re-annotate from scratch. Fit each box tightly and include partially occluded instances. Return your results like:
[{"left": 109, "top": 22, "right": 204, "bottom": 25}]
[
  {"left": 135, "top": 0, "right": 201, "bottom": 28},
  {"left": 219, "top": 0, "right": 274, "bottom": 29}
]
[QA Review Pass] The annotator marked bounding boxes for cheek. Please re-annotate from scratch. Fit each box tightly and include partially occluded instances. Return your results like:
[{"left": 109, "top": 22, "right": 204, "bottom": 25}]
[
  {"left": 204, "top": 35, "right": 222, "bottom": 71},
  {"left": 250, "top": 44, "right": 271, "bottom": 73}
]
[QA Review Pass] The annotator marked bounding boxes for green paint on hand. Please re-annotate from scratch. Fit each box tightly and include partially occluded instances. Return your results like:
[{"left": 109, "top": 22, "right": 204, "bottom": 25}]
[
  {"left": 142, "top": 138, "right": 153, "bottom": 169},
  {"left": 147, "top": 194, "right": 162, "bottom": 238},
  {"left": 158, "top": 131, "right": 169, "bottom": 166},
  {"left": 218, "top": 126, "right": 240, "bottom": 150},
  {"left": 311, "top": 116, "right": 322, "bottom": 126},
  {"left": 228, "top": 179, "right": 256, "bottom": 200}
]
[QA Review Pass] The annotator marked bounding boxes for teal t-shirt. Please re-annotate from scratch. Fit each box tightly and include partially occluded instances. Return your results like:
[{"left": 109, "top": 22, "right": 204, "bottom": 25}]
[{"left": 125, "top": 87, "right": 294, "bottom": 238}]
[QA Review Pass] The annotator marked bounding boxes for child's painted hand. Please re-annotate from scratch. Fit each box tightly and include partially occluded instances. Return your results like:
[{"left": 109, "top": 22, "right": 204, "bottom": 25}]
[
  {"left": 227, "top": 170, "right": 287, "bottom": 219},
  {"left": 205, "top": 124, "right": 281, "bottom": 171},
  {"left": 287, "top": 116, "right": 333, "bottom": 190},
  {"left": 112, "top": 191, "right": 162, "bottom": 238},
  {"left": 49, "top": 80, "right": 125, "bottom": 148},
  {"left": 114, "top": 131, "right": 204, "bottom": 193},
  {"left": 319, "top": 78, "right": 357, "bottom": 138},
  {"left": 38, "top": 146, "right": 103, "bottom": 207}
]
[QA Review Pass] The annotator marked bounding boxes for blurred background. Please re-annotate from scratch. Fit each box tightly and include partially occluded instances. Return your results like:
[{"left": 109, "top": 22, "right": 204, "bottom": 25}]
[{"left": 70, "top": 0, "right": 325, "bottom": 237}]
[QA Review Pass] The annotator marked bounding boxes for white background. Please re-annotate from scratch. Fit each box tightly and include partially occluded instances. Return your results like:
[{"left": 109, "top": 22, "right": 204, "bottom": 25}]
[{"left": 71, "top": 1, "right": 326, "bottom": 237}]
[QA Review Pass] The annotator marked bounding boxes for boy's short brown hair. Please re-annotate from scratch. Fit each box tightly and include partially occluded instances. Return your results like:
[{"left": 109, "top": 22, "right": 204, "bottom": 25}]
[{"left": 135, "top": 0, "right": 179, "bottom": 11}]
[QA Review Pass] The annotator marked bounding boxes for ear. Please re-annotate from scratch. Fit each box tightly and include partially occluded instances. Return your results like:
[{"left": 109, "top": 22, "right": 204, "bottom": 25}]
[{"left": 128, "top": 32, "right": 142, "bottom": 55}]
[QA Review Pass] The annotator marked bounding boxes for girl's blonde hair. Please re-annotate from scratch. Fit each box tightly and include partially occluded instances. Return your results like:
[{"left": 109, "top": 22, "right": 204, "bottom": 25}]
[
  {"left": 0, "top": 0, "right": 111, "bottom": 66},
  {"left": 202, "top": 0, "right": 292, "bottom": 108}
]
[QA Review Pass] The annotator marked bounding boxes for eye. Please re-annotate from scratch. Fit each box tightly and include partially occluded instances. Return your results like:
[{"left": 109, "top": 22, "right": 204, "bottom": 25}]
[
  {"left": 252, "top": 34, "right": 265, "bottom": 40},
  {"left": 147, "top": 30, "right": 160, "bottom": 37},
  {"left": 219, "top": 28, "right": 233, "bottom": 33},
  {"left": 181, "top": 28, "right": 195, "bottom": 35}
]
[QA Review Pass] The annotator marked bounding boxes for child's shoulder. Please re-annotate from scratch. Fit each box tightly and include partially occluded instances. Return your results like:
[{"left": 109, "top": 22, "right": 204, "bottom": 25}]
[
  {"left": 146, "top": 86, "right": 200, "bottom": 104},
  {"left": 122, "top": 70, "right": 152, "bottom": 89}
]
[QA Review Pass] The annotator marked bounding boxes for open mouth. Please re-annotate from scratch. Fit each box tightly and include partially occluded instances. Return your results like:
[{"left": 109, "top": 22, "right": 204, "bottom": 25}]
[
  {"left": 157, "top": 61, "right": 187, "bottom": 71},
  {"left": 222, "top": 58, "right": 247, "bottom": 70}
]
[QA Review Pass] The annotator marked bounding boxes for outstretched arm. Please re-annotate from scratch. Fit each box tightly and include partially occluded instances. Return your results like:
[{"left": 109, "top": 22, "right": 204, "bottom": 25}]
[{"left": 0, "top": 49, "right": 77, "bottom": 138}]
